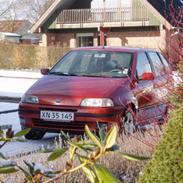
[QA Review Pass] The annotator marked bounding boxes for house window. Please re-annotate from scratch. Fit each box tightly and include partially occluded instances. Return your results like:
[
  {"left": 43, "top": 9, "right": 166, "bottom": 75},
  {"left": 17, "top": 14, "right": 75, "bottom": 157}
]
[{"left": 76, "top": 33, "right": 94, "bottom": 47}]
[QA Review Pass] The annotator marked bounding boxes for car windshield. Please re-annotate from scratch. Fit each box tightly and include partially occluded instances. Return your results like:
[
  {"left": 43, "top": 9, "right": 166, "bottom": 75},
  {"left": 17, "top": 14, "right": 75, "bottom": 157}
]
[{"left": 49, "top": 50, "right": 133, "bottom": 78}]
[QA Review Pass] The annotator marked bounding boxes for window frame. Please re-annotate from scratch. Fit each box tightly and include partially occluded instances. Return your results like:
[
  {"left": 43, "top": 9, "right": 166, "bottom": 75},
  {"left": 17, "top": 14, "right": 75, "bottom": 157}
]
[{"left": 135, "top": 51, "right": 153, "bottom": 81}]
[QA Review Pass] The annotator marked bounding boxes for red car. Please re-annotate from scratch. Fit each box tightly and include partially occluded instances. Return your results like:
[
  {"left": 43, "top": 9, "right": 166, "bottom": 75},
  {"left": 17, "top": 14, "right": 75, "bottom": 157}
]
[{"left": 19, "top": 47, "right": 172, "bottom": 139}]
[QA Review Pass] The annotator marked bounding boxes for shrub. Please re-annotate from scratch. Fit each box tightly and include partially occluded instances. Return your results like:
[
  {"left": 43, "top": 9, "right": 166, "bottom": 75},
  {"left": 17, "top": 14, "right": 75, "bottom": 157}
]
[
  {"left": 0, "top": 43, "right": 70, "bottom": 69},
  {"left": 138, "top": 106, "right": 183, "bottom": 183}
]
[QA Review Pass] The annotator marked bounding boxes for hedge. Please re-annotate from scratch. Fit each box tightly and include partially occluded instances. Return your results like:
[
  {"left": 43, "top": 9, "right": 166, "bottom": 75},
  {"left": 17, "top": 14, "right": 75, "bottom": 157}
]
[
  {"left": 0, "top": 43, "right": 70, "bottom": 69},
  {"left": 138, "top": 106, "right": 183, "bottom": 183}
]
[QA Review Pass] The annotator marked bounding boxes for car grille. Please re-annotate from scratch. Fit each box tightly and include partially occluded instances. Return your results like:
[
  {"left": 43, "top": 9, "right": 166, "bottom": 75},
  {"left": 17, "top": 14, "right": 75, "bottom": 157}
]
[{"left": 32, "top": 119, "right": 86, "bottom": 131}]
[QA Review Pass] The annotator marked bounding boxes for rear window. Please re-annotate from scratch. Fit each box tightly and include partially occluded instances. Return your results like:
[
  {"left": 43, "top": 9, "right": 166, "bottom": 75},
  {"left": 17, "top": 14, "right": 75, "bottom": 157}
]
[{"left": 50, "top": 50, "right": 133, "bottom": 78}]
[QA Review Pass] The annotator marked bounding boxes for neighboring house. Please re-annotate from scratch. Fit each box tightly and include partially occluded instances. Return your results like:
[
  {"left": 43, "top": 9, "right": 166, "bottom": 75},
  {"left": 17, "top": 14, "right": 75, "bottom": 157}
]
[
  {"left": 0, "top": 20, "right": 40, "bottom": 44},
  {"left": 30, "top": 0, "right": 182, "bottom": 51},
  {"left": 0, "top": 32, "right": 21, "bottom": 43}
]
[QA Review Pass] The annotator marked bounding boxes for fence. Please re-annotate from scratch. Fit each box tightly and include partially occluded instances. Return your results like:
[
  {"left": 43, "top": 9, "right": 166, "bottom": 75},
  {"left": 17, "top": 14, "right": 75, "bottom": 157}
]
[{"left": 57, "top": 8, "right": 143, "bottom": 24}]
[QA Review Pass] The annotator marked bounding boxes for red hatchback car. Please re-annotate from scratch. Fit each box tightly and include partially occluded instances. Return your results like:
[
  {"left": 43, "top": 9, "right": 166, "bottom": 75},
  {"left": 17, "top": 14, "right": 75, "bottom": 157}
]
[{"left": 19, "top": 47, "right": 172, "bottom": 139}]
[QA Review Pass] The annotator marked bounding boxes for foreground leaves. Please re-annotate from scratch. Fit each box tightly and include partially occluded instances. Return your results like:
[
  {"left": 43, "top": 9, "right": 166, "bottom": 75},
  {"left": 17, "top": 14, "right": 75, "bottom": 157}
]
[
  {"left": 119, "top": 152, "right": 150, "bottom": 161},
  {"left": 82, "top": 166, "right": 97, "bottom": 183},
  {"left": 85, "top": 125, "right": 102, "bottom": 148},
  {"left": 94, "top": 165, "right": 121, "bottom": 183},
  {"left": 0, "top": 166, "right": 18, "bottom": 174},
  {"left": 0, "top": 125, "right": 151, "bottom": 183},
  {"left": 104, "top": 125, "right": 118, "bottom": 149},
  {"left": 14, "top": 128, "right": 31, "bottom": 138},
  {"left": 48, "top": 148, "right": 68, "bottom": 161}
]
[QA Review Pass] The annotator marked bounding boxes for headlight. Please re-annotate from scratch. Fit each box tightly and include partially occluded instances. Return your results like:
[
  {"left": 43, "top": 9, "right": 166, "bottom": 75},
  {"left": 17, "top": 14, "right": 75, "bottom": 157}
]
[
  {"left": 80, "top": 98, "right": 114, "bottom": 107},
  {"left": 21, "top": 95, "right": 39, "bottom": 104}
]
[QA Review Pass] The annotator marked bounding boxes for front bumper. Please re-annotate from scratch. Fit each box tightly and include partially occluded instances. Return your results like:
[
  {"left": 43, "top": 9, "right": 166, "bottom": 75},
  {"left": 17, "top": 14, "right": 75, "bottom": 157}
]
[{"left": 19, "top": 103, "right": 122, "bottom": 134}]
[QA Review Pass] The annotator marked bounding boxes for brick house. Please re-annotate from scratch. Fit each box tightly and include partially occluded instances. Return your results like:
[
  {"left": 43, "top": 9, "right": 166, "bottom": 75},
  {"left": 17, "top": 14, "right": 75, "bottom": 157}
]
[{"left": 30, "top": 0, "right": 182, "bottom": 52}]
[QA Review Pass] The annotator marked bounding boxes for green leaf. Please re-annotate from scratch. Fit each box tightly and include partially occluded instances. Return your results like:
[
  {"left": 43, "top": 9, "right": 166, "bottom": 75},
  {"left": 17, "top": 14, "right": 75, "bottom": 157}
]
[
  {"left": 98, "top": 124, "right": 106, "bottom": 142},
  {"left": 119, "top": 152, "right": 150, "bottom": 161},
  {"left": 104, "top": 126, "right": 118, "bottom": 149},
  {"left": 0, "top": 166, "right": 18, "bottom": 174},
  {"left": 85, "top": 125, "right": 102, "bottom": 148},
  {"left": 82, "top": 166, "right": 97, "bottom": 183},
  {"left": 44, "top": 171, "right": 57, "bottom": 178},
  {"left": 94, "top": 165, "right": 121, "bottom": 183},
  {"left": 0, "top": 153, "right": 6, "bottom": 160},
  {"left": 16, "top": 138, "right": 26, "bottom": 142},
  {"left": 68, "top": 141, "right": 95, "bottom": 152},
  {"left": 23, "top": 161, "right": 34, "bottom": 176},
  {"left": 16, "top": 165, "right": 32, "bottom": 179},
  {"left": 0, "top": 137, "right": 11, "bottom": 142},
  {"left": 48, "top": 148, "right": 68, "bottom": 161},
  {"left": 106, "top": 145, "right": 119, "bottom": 152},
  {"left": 14, "top": 128, "right": 31, "bottom": 138}
]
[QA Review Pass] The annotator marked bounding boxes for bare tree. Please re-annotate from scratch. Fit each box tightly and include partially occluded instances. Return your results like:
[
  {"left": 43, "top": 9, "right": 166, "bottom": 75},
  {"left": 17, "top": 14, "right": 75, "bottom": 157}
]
[
  {"left": 0, "top": 0, "right": 54, "bottom": 23},
  {"left": 0, "top": 0, "right": 18, "bottom": 20},
  {"left": 20, "top": 0, "right": 54, "bottom": 23}
]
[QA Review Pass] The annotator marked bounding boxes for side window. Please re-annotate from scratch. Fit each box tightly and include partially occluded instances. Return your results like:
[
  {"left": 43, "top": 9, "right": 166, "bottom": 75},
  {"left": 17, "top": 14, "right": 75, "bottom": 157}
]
[
  {"left": 136, "top": 52, "right": 152, "bottom": 80},
  {"left": 147, "top": 52, "right": 165, "bottom": 76},
  {"left": 158, "top": 53, "right": 170, "bottom": 72}
]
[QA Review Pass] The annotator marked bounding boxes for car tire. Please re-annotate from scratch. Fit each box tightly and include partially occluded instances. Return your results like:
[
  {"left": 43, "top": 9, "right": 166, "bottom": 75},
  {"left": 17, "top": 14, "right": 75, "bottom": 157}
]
[
  {"left": 121, "top": 108, "right": 137, "bottom": 135},
  {"left": 22, "top": 127, "right": 45, "bottom": 140}
]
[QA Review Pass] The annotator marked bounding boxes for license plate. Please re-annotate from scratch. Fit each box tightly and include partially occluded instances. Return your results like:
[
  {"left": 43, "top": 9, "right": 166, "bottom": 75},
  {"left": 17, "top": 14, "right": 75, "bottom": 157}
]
[{"left": 40, "top": 110, "right": 74, "bottom": 122}]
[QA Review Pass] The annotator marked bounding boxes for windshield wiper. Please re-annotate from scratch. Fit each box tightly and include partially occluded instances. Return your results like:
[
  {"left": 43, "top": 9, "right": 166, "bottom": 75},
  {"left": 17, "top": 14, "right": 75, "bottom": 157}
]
[
  {"left": 49, "top": 71, "right": 69, "bottom": 76},
  {"left": 49, "top": 71, "right": 81, "bottom": 76},
  {"left": 79, "top": 74, "right": 112, "bottom": 78}
]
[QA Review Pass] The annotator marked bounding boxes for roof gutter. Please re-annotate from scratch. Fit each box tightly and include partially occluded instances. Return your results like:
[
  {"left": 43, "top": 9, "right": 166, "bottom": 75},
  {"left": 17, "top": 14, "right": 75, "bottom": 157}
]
[{"left": 141, "top": 0, "right": 172, "bottom": 30}]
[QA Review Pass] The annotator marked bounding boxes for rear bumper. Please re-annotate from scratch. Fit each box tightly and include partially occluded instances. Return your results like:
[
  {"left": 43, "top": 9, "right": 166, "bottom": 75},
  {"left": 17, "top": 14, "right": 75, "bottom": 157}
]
[{"left": 19, "top": 103, "right": 123, "bottom": 133}]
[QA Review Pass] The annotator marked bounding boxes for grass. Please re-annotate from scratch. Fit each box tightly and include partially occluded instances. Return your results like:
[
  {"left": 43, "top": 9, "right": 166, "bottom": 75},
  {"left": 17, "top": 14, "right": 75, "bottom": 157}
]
[{"left": 0, "top": 126, "right": 163, "bottom": 183}]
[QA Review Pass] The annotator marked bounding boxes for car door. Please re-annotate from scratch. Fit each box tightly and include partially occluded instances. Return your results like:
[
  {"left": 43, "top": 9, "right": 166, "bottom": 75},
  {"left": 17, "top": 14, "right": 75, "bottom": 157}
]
[
  {"left": 133, "top": 52, "right": 155, "bottom": 125},
  {"left": 146, "top": 51, "right": 169, "bottom": 121}
]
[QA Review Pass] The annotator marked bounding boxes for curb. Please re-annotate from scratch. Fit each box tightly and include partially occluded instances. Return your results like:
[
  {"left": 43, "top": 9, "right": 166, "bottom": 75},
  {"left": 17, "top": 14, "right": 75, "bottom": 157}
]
[
  {"left": 0, "top": 75, "right": 41, "bottom": 80},
  {"left": 0, "top": 96, "right": 21, "bottom": 103}
]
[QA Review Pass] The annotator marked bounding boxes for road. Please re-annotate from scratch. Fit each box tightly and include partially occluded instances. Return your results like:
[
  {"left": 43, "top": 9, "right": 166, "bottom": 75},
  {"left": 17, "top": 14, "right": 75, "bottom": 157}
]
[
  {"left": 0, "top": 71, "right": 57, "bottom": 157},
  {"left": 0, "top": 102, "right": 57, "bottom": 157}
]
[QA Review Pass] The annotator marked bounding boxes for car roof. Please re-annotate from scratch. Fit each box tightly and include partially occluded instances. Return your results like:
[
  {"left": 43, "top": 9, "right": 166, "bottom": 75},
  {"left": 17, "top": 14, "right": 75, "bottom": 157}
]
[{"left": 73, "top": 46, "right": 158, "bottom": 53}]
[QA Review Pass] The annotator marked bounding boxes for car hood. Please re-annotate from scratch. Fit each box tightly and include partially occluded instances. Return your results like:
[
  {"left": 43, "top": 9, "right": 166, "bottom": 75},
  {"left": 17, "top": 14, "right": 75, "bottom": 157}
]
[{"left": 27, "top": 75, "right": 128, "bottom": 106}]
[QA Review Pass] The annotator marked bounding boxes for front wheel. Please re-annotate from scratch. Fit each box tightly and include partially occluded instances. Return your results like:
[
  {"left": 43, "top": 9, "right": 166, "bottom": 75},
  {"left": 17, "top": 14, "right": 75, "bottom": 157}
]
[
  {"left": 22, "top": 127, "right": 45, "bottom": 140},
  {"left": 121, "top": 109, "right": 137, "bottom": 135}
]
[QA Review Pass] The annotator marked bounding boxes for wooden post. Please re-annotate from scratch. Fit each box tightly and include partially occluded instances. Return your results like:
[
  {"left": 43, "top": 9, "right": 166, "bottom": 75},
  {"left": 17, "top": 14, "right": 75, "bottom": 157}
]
[
  {"left": 99, "top": 27, "right": 110, "bottom": 47},
  {"left": 100, "top": 29, "right": 105, "bottom": 47}
]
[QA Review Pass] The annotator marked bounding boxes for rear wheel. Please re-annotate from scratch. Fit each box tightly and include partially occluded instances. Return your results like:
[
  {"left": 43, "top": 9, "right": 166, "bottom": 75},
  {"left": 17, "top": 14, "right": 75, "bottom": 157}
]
[{"left": 22, "top": 127, "right": 45, "bottom": 140}]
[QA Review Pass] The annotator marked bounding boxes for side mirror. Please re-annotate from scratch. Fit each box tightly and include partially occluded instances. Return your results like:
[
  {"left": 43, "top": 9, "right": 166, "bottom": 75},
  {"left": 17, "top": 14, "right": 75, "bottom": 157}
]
[
  {"left": 141, "top": 72, "right": 154, "bottom": 81},
  {"left": 41, "top": 68, "right": 49, "bottom": 75}
]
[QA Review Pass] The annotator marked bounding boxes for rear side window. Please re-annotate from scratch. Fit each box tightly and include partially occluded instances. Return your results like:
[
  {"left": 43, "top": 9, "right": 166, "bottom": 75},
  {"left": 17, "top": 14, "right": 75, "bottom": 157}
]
[
  {"left": 158, "top": 53, "right": 170, "bottom": 72},
  {"left": 136, "top": 52, "right": 152, "bottom": 79},
  {"left": 147, "top": 52, "right": 165, "bottom": 76}
]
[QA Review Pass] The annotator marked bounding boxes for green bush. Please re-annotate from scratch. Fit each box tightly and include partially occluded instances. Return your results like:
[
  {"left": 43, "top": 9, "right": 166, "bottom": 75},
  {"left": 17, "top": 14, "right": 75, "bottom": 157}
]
[{"left": 138, "top": 106, "right": 183, "bottom": 183}]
